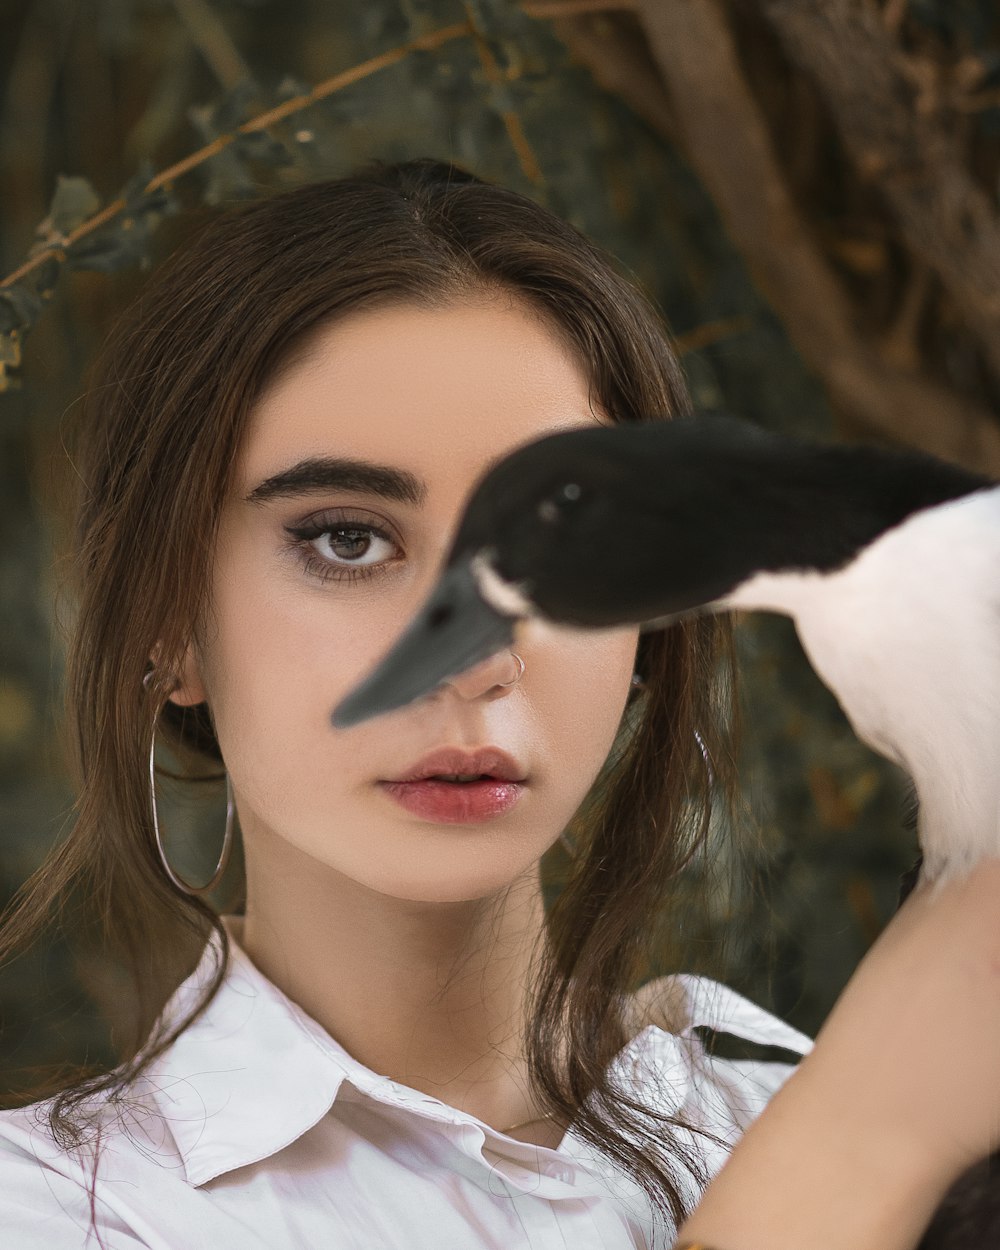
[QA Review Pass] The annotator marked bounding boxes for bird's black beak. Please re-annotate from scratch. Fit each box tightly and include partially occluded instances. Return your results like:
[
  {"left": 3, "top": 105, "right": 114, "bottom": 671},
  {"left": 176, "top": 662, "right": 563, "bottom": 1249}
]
[{"left": 331, "top": 557, "right": 518, "bottom": 728}]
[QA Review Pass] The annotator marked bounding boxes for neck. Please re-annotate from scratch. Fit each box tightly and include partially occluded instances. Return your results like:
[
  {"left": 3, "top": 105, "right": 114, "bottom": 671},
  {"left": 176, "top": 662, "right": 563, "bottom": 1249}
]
[{"left": 233, "top": 820, "right": 554, "bottom": 1133}]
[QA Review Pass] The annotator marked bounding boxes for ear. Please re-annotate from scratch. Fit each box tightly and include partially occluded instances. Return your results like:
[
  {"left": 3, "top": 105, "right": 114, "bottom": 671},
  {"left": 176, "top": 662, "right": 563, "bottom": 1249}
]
[{"left": 151, "top": 639, "right": 208, "bottom": 708}]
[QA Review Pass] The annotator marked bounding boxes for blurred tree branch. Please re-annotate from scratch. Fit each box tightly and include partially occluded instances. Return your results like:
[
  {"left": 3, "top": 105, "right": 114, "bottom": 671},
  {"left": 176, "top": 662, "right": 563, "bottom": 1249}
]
[
  {"left": 531, "top": 2, "right": 675, "bottom": 139},
  {"left": 171, "top": 0, "right": 253, "bottom": 89},
  {"left": 1, "top": 19, "right": 471, "bottom": 294},
  {"left": 0, "top": 18, "right": 475, "bottom": 392},
  {"left": 758, "top": 0, "right": 1000, "bottom": 387},
  {"left": 464, "top": 0, "right": 542, "bottom": 183},
  {"left": 525, "top": 0, "right": 1000, "bottom": 474},
  {"left": 3, "top": 0, "right": 998, "bottom": 482}
]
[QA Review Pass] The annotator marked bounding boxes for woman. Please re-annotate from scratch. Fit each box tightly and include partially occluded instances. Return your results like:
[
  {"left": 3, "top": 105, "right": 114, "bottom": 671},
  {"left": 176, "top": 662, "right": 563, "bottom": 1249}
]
[{"left": 0, "top": 157, "right": 997, "bottom": 1250}]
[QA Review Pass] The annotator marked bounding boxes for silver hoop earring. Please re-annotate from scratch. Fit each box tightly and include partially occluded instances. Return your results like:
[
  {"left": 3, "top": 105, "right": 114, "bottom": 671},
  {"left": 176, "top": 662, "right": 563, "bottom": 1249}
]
[
  {"left": 559, "top": 724, "right": 713, "bottom": 858},
  {"left": 497, "top": 652, "right": 525, "bottom": 688},
  {"left": 144, "top": 670, "right": 234, "bottom": 896}
]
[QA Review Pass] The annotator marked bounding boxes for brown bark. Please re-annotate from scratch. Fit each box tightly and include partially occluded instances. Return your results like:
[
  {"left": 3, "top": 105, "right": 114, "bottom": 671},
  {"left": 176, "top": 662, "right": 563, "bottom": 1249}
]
[
  {"left": 546, "top": 9, "right": 676, "bottom": 142},
  {"left": 619, "top": 0, "right": 1000, "bottom": 475},
  {"left": 755, "top": 0, "right": 1000, "bottom": 386}
]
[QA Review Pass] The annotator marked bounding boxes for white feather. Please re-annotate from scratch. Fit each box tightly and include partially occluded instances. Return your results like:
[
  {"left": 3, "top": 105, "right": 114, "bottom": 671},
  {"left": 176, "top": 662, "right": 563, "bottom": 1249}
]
[
  {"left": 721, "top": 486, "right": 1000, "bottom": 892},
  {"left": 472, "top": 550, "right": 539, "bottom": 619}
]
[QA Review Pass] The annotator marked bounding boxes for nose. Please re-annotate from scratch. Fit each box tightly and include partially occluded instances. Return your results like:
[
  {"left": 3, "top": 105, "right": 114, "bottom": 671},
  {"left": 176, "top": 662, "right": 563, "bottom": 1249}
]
[{"left": 441, "top": 650, "right": 522, "bottom": 701}]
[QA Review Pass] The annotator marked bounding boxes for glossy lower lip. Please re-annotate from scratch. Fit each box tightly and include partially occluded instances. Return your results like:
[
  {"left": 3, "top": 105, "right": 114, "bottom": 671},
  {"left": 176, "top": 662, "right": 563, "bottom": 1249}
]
[{"left": 377, "top": 778, "right": 525, "bottom": 823}]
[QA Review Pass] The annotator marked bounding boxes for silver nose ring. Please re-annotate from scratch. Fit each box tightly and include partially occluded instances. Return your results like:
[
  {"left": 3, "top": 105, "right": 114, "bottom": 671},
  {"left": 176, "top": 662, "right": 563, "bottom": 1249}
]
[{"left": 498, "top": 652, "right": 525, "bottom": 687}]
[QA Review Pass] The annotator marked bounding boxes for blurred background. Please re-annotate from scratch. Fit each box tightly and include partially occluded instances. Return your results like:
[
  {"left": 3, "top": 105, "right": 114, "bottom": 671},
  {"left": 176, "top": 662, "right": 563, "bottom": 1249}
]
[{"left": 1, "top": 0, "right": 998, "bottom": 1090}]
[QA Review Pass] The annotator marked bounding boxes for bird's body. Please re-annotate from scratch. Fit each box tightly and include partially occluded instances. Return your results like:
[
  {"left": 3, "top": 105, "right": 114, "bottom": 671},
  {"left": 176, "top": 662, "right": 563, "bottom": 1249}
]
[
  {"left": 333, "top": 414, "right": 999, "bottom": 889},
  {"left": 722, "top": 487, "right": 1000, "bottom": 887}
]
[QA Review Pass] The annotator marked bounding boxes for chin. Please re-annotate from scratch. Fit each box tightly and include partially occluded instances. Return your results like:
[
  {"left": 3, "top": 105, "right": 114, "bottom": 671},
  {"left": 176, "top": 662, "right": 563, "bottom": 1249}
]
[{"left": 363, "top": 839, "right": 543, "bottom": 905}]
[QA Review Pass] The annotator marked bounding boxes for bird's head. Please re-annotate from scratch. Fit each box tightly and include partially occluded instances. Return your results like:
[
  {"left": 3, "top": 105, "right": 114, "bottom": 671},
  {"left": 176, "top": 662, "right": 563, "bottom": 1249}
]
[
  {"left": 451, "top": 422, "right": 677, "bottom": 625},
  {"left": 331, "top": 419, "right": 736, "bottom": 729}
]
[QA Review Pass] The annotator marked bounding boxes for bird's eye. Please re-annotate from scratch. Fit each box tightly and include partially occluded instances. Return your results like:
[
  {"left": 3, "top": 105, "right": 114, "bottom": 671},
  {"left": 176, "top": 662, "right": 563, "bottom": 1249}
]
[{"left": 537, "top": 483, "right": 582, "bottom": 524}]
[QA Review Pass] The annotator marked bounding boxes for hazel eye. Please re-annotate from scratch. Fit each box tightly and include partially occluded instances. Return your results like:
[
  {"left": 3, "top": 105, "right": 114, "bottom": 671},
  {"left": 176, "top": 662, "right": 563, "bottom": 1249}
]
[
  {"left": 284, "top": 511, "right": 403, "bottom": 586},
  {"left": 312, "top": 526, "right": 395, "bottom": 567}
]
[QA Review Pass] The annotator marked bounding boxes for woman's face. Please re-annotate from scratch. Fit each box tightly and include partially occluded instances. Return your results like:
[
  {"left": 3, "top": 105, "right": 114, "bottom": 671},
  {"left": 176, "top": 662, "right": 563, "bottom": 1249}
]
[{"left": 171, "top": 297, "right": 640, "bottom": 903}]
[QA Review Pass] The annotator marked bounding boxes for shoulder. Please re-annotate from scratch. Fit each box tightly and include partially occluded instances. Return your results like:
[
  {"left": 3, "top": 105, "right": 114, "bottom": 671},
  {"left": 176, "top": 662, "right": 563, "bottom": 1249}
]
[
  {"left": 627, "top": 973, "right": 813, "bottom": 1132},
  {"left": 0, "top": 1101, "right": 153, "bottom": 1249}
]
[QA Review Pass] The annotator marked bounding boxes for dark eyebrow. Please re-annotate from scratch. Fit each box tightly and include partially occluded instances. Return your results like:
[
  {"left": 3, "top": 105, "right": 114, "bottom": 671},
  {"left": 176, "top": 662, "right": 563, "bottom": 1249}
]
[
  {"left": 244, "top": 456, "right": 425, "bottom": 507},
  {"left": 242, "top": 449, "right": 515, "bottom": 509}
]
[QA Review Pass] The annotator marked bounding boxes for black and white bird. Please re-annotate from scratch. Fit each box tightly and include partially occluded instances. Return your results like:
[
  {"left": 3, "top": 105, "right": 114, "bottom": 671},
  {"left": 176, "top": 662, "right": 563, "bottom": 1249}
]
[{"left": 332, "top": 413, "right": 999, "bottom": 889}]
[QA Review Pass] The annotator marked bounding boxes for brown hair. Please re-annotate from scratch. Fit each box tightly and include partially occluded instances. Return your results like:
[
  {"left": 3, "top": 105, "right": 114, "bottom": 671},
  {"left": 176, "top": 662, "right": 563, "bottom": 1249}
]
[{"left": 2, "top": 157, "right": 745, "bottom": 1242}]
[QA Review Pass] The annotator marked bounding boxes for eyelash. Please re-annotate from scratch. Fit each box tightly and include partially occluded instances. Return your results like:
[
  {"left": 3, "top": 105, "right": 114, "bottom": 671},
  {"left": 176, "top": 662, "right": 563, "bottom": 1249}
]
[{"left": 284, "top": 512, "right": 402, "bottom": 585}]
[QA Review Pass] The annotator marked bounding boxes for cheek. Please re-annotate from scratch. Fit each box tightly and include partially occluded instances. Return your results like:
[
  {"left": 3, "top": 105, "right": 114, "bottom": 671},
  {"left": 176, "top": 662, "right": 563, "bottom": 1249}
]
[
  {"left": 533, "top": 625, "right": 638, "bottom": 775},
  {"left": 195, "top": 541, "right": 404, "bottom": 779}
]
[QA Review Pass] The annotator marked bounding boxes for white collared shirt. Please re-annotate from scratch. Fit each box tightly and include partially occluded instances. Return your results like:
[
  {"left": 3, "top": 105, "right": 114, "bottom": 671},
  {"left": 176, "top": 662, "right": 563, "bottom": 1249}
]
[{"left": 0, "top": 914, "right": 812, "bottom": 1249}]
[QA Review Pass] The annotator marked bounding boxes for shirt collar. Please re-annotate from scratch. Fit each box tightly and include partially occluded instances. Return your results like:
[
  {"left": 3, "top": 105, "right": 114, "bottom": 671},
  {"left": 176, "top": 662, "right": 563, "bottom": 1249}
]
[
  {"left": 145, "top": 915, "right": 350, "bottom": 1186},
  {"left": 143, "top": 914, "right": 811, "bottom": 1189}
]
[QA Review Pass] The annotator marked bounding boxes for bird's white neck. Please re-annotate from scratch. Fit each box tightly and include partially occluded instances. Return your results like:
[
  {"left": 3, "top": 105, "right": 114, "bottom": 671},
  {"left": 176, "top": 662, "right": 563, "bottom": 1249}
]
[{"left": 471, "top": 551, "right": 540, "bottom": 620}]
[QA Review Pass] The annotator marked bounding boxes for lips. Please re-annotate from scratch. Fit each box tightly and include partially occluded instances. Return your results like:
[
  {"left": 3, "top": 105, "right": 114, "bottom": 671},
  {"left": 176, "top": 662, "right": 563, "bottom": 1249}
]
[
  {"left": 386, "top": 745, "right": 526, "bottom": 784},
  {"left": 378, "top": 776, "right": 524, "bottom": 823}
]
